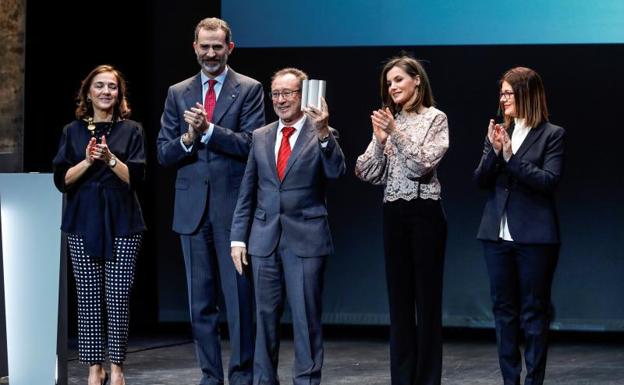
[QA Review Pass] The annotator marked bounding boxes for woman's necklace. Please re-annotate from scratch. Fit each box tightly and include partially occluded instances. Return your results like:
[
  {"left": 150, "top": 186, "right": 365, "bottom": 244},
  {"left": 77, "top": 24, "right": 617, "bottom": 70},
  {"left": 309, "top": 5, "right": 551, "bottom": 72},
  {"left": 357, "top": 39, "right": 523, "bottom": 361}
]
[
  {"left": 86, "top": 117, "right": 115, "bottom": 140},
  {"left": 87, "top": 117, "right": 96, "bottom": 133}
]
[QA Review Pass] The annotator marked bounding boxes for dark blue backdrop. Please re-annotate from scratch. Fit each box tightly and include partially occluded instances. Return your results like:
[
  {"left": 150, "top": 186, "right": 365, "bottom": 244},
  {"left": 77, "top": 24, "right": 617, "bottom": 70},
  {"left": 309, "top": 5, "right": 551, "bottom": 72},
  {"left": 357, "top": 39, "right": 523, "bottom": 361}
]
[
  {"left": 213, "top": 1, "right": 624, "bottom": 331},
  {"left": 23, "top": 0, "right": 624, "bottom": 333}
]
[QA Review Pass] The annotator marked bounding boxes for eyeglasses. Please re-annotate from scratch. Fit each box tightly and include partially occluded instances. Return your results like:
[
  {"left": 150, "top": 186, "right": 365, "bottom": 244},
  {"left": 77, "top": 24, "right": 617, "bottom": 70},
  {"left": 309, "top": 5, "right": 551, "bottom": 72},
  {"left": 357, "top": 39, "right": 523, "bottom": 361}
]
[
  {"left": 499, "top": 91, "right": 514, "bottom": 100},
  {"left": 269, "top": 89, "right": 300, "bottom": 100}
]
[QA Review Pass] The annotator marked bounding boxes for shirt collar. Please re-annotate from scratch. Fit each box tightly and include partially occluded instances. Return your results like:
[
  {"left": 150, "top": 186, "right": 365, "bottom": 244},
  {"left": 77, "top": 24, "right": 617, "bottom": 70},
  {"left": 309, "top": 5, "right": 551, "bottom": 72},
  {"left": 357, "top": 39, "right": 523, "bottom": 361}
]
[
  {"left": 201, "top": 66, "right": 229, "bottom": 86},
  {"left": 278, "top": 115, "right": 306, "bottom": 132}
]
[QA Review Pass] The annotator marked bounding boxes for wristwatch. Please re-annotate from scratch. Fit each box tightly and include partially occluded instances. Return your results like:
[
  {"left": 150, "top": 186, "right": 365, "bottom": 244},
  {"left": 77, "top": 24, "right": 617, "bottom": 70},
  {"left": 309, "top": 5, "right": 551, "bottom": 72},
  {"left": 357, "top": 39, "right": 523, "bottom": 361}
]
[{"left": 108, "top": 157, "right": 117, "bottom": 168}]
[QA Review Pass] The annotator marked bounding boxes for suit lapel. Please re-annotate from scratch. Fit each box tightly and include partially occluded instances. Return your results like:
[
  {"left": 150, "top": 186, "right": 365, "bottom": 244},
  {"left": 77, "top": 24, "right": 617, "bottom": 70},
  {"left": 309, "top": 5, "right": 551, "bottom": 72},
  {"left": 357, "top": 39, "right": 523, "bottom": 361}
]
[
  {"left": 212, "top": 68, "right": 240, "bottom": 125},
  {"left": 183, "top": 74, "right": 203, "bottom": 114},
  {"left": 282, "top": 119, "right": 314, "bottom": 182},
  {"left": 514, "top": 122, "right": 545, "bottom": 159},
  {"left": 265, "top": 122, "right": 280, "bottom": 182}
]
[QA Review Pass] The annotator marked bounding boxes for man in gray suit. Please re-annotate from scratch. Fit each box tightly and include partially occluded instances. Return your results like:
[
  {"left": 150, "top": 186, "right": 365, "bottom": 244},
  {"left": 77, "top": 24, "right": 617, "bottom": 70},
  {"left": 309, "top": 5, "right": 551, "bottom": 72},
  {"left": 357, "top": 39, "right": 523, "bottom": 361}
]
[
  {"left": 157, "top": 17, "right": 264, "bottom": 385},
  {"left": 230, "top": 68, "right": 346, "bottom": 385}
]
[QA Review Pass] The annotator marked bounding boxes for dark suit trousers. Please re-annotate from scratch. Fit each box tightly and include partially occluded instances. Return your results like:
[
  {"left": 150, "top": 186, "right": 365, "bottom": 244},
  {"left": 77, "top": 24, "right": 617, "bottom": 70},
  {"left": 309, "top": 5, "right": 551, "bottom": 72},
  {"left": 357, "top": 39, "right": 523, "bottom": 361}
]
[
  {"left": 383, "top": 198, "right": 447, "bottom": 385},
  {"left": 251, "top": 240, "right": 326, "bottom": 385},
  {"left": 482, "top": 240, "right": 559, "bottom": 385},
  {"left": 180, "top": 215, "right": 254, "bottom": 385}
]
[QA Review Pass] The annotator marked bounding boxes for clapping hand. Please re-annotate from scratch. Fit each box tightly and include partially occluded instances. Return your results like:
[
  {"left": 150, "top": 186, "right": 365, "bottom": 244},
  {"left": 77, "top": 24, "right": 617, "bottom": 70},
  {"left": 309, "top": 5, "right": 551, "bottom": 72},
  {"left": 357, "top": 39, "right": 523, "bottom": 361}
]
[
  {"left": 488, "top": 119, "right": 505, "bottom": 155},
  {"left": 487, "top": 119, "right": 497, "bottom": 145},
  {"left": 91, "top": 136, "right": 113, "bottom": 163},
  {"left": 183, "top": 102, "right": 209, "bottom": 138},
  {"left": 487, "top": 119, "right": 513, "bottom": 160},
  {"left": 85, "top": 137, "right": 97, "bottom": 164},
  {"left": 371, "top": 107, "right": 395, "bottom": 144},
  {"left": 500, "top": 128, "right": 512, "bottom": 161}
]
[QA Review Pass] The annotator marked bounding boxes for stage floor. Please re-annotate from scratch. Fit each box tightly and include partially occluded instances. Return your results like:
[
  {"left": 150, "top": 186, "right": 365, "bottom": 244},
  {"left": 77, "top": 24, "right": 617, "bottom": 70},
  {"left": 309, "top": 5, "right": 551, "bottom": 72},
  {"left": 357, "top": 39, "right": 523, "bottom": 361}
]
[{"left": 67, "top": 333, "right": 624, "bottom": 384}]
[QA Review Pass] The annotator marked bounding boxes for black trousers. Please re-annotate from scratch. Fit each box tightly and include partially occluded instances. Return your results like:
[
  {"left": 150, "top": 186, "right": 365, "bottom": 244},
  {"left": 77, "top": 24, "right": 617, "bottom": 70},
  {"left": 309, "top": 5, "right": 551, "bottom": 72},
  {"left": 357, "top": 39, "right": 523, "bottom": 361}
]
[
  {"left": 483, "top": 240, "right": 559, "bottom": 385},
  {"left": 383, "top": 198, "right": 447, "bottom": 385}
]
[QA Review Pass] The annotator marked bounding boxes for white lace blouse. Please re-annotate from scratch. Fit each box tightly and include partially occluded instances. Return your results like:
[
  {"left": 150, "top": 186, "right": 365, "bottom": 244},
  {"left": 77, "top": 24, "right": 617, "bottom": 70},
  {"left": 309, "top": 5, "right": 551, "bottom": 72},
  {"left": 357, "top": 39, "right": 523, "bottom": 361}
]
[{"left": 355, "top": 107, "right": 449, "bottom": 202}]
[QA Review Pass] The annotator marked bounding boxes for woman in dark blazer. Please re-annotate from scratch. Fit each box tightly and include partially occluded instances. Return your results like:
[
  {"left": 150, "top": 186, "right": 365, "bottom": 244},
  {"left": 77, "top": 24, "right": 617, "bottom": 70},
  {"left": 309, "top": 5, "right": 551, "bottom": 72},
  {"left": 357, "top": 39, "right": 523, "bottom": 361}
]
[
  {"left": 53, "top": 65, "right": 146, "bottom": 385},
  {"left": 474, "top": 67, "right": 565, "bottom": 385}
]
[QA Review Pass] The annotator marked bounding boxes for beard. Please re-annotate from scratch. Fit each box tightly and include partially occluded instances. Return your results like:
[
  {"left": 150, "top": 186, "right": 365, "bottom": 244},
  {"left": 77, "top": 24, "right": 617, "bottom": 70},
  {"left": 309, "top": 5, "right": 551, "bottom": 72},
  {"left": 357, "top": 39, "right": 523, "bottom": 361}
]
[{"left": 197, "top": 55, "right": 227, "bottom": 76}]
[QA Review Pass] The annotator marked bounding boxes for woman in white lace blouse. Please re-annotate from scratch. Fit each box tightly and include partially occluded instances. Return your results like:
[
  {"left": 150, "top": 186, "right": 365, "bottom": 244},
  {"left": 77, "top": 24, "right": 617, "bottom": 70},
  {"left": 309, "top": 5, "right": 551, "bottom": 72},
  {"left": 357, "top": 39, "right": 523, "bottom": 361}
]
[{"left": 355, "top": 55, "right": 449, "bottom": 385}]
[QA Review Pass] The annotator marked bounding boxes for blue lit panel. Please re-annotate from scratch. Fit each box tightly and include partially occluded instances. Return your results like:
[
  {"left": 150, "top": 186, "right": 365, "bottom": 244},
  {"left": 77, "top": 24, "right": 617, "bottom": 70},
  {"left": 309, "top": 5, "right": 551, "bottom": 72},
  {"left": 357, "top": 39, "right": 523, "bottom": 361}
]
[
  {"left": 223, "top": 0, "right": 624, "bottom": 47},
  {"left": 0, "top": 174, "right": 62, "bottom": 385}
]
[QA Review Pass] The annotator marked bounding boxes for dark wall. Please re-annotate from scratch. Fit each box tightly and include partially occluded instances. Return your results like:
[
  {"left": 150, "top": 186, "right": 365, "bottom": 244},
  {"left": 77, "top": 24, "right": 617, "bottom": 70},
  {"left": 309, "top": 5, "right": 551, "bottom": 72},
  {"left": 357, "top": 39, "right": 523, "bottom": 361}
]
[
  {"left": 24, "top": 0, "right": 220, "bottom": 332},
  {"left": 224, "top": 45, "right": 624, "bottom": 330},
  {"left": 24, "top": 2, "right": 624, "bottom": 332},
  {"left": 148, "top": 1, "right": 230, "bottom": 323}
]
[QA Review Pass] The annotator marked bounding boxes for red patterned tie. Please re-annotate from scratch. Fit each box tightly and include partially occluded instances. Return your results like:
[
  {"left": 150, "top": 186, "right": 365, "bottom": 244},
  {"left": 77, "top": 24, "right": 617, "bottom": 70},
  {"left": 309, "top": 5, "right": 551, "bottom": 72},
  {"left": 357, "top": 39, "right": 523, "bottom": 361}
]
[
  {"left": 204, "top": 79, "right": 217, "bottom": 122},
  {"left": 276, "top": 126, "right": 296, "bottom": 181}
]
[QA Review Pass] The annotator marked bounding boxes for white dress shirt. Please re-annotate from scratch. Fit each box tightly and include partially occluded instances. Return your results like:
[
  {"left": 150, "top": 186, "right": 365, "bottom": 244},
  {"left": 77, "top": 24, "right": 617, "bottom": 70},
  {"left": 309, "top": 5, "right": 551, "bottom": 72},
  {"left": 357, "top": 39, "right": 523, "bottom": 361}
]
[
  {"left": 231, "top": 115, "right": 332, "bottom": 249},
  {"left": 274, "top": 115, "right": 306, "bottom": 163},
  {"left": 499, "top": 118, "right": 531, "bottom": 241}
]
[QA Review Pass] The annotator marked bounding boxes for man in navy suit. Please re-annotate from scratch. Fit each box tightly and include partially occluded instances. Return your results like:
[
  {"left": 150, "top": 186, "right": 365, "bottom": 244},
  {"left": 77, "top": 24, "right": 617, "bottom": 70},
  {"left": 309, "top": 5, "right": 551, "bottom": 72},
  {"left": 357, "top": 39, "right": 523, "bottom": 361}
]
[
  {"left": 230, "top": 68, "right": 345, "bottom": 385},
  {"left": 157, "top": 17, "right": 264, "bottom": 385}
]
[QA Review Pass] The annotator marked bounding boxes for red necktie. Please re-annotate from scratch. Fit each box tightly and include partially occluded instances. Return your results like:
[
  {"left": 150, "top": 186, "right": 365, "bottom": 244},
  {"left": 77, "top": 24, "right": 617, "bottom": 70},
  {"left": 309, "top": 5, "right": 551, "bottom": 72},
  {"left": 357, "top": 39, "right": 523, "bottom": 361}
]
[
  {"left": 204, "top": 79, "right": 217, "bottom": 122},
  {"left": 276, "top": 126, "right": 296, "bottom": 181}
]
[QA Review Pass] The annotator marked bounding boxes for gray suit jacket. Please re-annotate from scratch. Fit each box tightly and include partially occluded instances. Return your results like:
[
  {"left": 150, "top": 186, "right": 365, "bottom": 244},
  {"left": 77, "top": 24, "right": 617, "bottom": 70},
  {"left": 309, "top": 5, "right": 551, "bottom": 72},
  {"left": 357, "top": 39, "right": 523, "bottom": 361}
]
[
  {"left": 230, "top": 119, "right": 346, "bottom": 257},
  {"left": 157, "top": 68, "right": 265, "bottom": 234}
]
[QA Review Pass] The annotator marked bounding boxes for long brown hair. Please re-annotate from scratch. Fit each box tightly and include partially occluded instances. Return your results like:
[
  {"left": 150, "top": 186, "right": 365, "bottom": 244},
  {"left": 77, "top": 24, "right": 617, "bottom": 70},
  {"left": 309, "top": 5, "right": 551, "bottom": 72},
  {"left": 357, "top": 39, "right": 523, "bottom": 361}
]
[
  {"left": 380, "top": 55, "right": 435, "bottom": 116},
  {"left": 500, "top": 67, "right": 548, "bottom": 128},
  {"left": 75, "top": 64, "right": 131, "bottom": 120}
]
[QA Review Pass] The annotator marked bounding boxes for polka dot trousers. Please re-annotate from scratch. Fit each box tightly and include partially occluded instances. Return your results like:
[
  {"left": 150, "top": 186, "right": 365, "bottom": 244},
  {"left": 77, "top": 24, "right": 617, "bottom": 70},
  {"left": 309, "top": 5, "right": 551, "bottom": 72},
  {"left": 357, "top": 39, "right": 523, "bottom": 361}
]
[{"left": 67, "top": 233, "right": 142, "bottom": 365}]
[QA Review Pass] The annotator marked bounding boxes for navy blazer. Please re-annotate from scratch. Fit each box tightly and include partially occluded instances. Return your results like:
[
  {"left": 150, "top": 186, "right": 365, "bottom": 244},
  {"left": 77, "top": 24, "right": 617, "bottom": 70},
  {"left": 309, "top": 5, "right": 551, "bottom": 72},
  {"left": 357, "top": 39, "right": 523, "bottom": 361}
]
[
  {"left": 157, "top": 68, "right": 265, "bottom": 234},
  {"left": 230, "top": 119, "right": 346, "bottom": 257},
  {"left": 53, "top": 119, "right": 146, "bottom": 259},
  {"left": 474, "top": 121, "right": 565, "bottom": 244}
]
